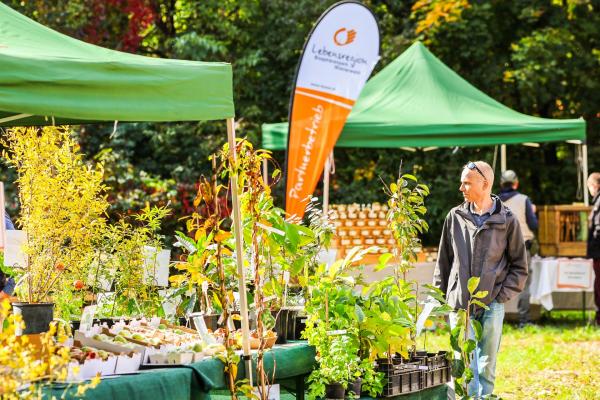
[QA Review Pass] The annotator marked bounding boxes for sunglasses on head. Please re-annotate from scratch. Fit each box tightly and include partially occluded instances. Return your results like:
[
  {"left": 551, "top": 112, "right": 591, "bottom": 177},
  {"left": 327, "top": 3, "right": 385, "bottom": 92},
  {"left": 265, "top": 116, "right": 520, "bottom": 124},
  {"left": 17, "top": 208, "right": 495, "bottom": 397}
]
[{"left": 465, "top": 161, "right": 487, "bottom": 181}]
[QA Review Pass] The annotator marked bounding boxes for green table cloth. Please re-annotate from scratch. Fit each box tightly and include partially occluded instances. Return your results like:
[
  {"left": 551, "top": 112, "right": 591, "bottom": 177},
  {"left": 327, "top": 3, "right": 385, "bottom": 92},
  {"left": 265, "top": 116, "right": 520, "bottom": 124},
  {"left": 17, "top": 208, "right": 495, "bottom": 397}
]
[
  {"left": 45, "top": 368, "right": 199, "bottom": 400},
  {"left": 44, "top": 342, "right": 315, "bottom": 400},
  {"left": 187, "top": 341, "right": 316, "bottom": 392}
]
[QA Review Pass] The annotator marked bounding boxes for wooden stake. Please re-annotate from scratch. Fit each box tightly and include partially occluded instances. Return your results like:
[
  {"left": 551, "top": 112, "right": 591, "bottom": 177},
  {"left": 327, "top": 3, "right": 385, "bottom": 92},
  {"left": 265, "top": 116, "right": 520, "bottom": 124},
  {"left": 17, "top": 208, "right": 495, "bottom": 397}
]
[{"left": 226, "top": 118, "right": 253, "bottom": 386}]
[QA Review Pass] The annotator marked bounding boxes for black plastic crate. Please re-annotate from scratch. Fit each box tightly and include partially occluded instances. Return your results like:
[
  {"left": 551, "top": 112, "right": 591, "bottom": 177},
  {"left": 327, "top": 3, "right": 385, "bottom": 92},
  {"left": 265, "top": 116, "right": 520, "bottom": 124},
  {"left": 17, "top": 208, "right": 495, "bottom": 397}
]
[
  {"left": 378, "top": 363, "right": 423, "bottom": 397},
  {"left": 423, "top": 365, "right": 451, "bottom": 388}
]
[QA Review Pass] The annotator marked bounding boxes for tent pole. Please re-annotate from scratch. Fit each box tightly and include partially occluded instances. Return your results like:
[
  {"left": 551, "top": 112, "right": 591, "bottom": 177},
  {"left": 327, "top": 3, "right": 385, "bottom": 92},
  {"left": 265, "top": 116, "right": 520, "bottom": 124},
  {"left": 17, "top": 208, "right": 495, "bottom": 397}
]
[
  {"left": 262, "top": 158, "right": 268, "bottom": 184},
  {"left": 500, "top": 144, "right": 507, "bottom": 172},
  {"left": 323, "top": 151, "right": 331, "bottom": 216},
  {"left": 583, "top": 143, "right": 589, "bottom": 206},
  {"left": 226, "top": 118, "right": 253, "bottom": 386}
]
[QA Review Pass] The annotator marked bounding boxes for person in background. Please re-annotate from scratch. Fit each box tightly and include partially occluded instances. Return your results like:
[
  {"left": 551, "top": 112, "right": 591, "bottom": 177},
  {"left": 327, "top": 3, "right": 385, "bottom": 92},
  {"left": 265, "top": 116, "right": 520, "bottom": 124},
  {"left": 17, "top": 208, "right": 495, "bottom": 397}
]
[
  {"left": 586, "top": 172, "right": 600, "bottom": 326},
  {"left": 0, "top": 210, "right": 16, "bottom": 301},
  {"left": 434, "top": 161, "right": 528, "bottom": 397},
  {"left": 497, "top": 170, "right": 538, "bottom": 328}
]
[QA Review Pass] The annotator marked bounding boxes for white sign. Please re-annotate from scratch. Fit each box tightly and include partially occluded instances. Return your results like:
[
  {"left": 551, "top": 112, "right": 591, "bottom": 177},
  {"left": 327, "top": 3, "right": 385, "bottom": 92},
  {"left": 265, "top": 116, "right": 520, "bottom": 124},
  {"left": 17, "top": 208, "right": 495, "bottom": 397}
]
[
  {"left": 4, "top": 230, "right": 27, "bottom": 268},
  {"left": 142, "top": 246, "right": 171, "bottom": 287},
  {"left": 557, "top": 259, "right": 592, "bottom": 289},
  {"left": 80, "top": 305, "right": 97, "bottom": 333}
]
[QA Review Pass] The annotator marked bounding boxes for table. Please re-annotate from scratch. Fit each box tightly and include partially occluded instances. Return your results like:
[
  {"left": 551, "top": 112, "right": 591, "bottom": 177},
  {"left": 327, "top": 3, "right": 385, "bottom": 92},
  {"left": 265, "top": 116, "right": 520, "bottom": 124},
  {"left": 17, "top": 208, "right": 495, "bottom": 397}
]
[
  {"left": 530, "top": 256, "right": 596, "bottom": 311},
  {"left": 45, "top": 341, "right": 315, "bottom": 400},
  {"left": 43, "top": 341, "right": 450, "bottom": 400}
]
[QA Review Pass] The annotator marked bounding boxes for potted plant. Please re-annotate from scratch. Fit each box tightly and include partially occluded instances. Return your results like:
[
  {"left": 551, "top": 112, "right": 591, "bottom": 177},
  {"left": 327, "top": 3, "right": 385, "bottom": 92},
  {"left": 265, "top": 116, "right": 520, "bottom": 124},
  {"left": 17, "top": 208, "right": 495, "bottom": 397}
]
[
  {"left": 92, "top": 205, "right": 170, "bottom": 319},
  {"left": 3, "top": 126, "right": 108, "bottom": 332},
  {"left": 306, "top": 329, "right": 360, "bottom": 400},
  {"left": 302, "top": 247, "right": 384, "bottom": 399},
  {"left": 170, "top": 157, "right": 253, "bottom": 400}
]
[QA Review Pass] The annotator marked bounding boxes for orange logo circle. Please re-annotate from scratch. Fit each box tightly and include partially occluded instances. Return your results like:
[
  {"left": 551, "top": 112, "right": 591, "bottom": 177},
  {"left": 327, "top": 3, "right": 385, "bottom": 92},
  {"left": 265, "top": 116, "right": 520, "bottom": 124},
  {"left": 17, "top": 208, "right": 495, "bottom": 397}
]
[{"left": 333, "top": 28, "right": 356, "bottom": 46}]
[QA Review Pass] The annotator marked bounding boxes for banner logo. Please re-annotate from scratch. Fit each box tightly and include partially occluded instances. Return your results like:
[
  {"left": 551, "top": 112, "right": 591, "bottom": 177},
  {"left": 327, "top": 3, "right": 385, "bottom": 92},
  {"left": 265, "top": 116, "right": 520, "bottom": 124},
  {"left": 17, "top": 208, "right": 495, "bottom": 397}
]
[{"left": 333, "top": 28, "right": 356, "bottom": 46}]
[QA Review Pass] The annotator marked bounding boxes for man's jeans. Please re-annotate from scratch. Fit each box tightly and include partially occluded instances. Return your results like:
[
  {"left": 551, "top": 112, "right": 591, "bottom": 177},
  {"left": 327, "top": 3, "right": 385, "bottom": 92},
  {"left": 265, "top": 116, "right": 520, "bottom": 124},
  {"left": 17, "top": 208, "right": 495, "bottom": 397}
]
[{"left": 450, "top": 300, "right": 505, "bottom": 398}]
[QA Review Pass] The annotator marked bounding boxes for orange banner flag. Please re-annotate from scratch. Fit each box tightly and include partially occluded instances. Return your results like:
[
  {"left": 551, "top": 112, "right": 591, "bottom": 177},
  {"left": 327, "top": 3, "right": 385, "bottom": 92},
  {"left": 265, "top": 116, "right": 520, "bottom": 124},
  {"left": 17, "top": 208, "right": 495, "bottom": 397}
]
[{"left": 285, "top": 1, "right": 379, "bottom": 219}]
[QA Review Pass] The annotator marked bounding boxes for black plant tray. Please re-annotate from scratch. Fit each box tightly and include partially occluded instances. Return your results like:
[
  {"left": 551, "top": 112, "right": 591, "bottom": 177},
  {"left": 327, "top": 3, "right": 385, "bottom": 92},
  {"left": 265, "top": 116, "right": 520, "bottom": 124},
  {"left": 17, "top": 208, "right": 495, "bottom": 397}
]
[
  {"left": 376, "top": 351, "right": 450, "bottom": 397},
  {"left": 379, "top": 364, "right": 422, "bottom": 397}
]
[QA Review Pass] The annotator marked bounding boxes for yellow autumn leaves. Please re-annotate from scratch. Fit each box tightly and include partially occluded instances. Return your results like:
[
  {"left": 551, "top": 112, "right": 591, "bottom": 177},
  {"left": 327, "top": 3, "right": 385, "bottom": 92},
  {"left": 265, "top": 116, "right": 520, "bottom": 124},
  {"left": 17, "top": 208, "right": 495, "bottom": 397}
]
[{"left": 0, "top": 299, "right": 99, "bottom": 399}]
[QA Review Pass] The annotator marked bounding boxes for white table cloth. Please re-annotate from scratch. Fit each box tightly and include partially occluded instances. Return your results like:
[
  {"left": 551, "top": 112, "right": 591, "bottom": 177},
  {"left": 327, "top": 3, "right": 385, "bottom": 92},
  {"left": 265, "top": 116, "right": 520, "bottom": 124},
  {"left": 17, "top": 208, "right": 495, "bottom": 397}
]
[{"left": 529, "top": 256, "right": 595, "bottom": 310}]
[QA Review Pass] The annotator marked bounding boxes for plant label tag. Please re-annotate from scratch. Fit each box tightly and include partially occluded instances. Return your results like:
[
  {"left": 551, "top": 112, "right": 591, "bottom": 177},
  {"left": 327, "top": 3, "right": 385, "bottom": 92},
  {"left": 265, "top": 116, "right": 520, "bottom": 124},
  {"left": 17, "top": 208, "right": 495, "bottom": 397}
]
[
  {"left": 419, "top": 366, "right": 429, "bottom": 370},
  {"left": 189, "top": 312, "right": 217, "bottom": 345},
  {"left": 326, "top": 329, "right": 347, "bottom": 336},
  {"left": 283, "top": 271, "right": 290, "bottom": 283},
  {"left": 80, "top": 305, "right": 97, "bottom": 333},
  {"left": 416, "top": 300, "right": 437, "bottom": 336},
  {"left": 253, "top": 384, "right": 280, "bottom": 400},
  {"left": 256, "top": 222, "right": 285, "bottom": 236},
  {"left": 175, "top": 235, "right": 197, "bottom": 255},
  {"left": 4, "top": 230, "right": 27, "bottom": 268},
  {"left": 262, "top": 295, "right": 277, "bottom": 303}
]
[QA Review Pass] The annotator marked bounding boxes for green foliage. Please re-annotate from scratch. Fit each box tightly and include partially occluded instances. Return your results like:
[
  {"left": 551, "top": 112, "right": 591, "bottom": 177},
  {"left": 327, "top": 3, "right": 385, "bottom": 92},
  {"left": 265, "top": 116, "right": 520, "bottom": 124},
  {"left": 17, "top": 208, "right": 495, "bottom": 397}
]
[
  {"left": 94, "top": 205, "right": 170, "bottom": 318},
  {"left": 302, "top": 252, "right": 384, "bottom": 398},
  {"left": 385, "top": 172, "right": 430, "bottom": 276},
  {"left": 449, "top": 276, "right": 492, "bottom": 399}
]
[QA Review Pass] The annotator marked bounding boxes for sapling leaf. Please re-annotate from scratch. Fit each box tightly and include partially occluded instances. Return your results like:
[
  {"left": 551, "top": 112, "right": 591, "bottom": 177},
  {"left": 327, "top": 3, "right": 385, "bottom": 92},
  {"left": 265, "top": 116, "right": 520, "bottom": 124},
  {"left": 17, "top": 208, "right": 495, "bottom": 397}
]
[
  {"left": 464, "top": 367, "right": 474, "bottom": 383},
  {"left": 423, "top": 289, "right": 446, "bottom": 303},
  {"left": 471, "top": 300, "right": 489, "bottom": 310},
  {"left": 451, "top": 359, "right": 465, "bottom": 378},
  {"left": 260, "top": 309, "right": 276, "bottom": 331},
  {"left": 472, "top": 290, "right": 488, "bottom": 299},
  {"left": 450, "top": 325, "right": 463, "bottom": 350},
  {"left": 375, "top": 253, "right": 393, "bottom": 271},
  {"left": 355, "top": 305, "right": 365, "bottom": 323},
  {"left": 471, "top": 319, "right": 483, "bottom": 341},
  {"left": 464, "top": 339, "right": 477, "bottom": 356},
  {"left": 467, "top": 277, "right": 480, "bottom": 295}
]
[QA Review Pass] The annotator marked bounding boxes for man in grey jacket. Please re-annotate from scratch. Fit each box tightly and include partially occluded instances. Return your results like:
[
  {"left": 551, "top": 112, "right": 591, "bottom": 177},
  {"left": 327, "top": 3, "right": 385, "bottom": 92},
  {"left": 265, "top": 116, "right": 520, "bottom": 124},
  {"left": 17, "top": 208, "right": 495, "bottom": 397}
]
[{"left": 434, "top": 161, "right": 528, "bottom": 397}]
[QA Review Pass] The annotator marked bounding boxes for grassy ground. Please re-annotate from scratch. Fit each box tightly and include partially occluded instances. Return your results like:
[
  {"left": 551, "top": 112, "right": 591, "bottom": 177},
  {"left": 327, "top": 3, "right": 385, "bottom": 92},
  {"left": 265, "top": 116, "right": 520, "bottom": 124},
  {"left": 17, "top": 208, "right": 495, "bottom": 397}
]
[{"left": 418, "top": 311, "right": 600, "bottom": 400}]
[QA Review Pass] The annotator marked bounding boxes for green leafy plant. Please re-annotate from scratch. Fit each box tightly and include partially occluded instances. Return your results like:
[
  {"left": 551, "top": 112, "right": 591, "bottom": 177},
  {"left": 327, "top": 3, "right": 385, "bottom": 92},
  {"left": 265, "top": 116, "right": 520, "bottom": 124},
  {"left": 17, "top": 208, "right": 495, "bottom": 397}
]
[
  {"left": 93, "top": 205, "right": 170, "bottom": 318},
  {"left": 218, "top": 139, "right": 323, "bottom": 399},
  {"left": 169, "top": 161, "right": 251, "bottom": 399},
  {"left": 384, "top": 171, "right": 430, "bottom": 280},
  {"left": 303, "top": 248, "right": 384, "bottom": 398},
  {"left": 449, "top": 276, "right": 491, "bottom": 399}
]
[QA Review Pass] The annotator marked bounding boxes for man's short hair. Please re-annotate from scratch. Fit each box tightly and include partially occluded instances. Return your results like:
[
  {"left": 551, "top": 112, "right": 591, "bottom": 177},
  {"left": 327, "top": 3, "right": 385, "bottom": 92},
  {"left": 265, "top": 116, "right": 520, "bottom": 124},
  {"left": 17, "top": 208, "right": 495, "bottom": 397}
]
[{"left": 588, "top": 172, "right": 600, "bottom": 186}]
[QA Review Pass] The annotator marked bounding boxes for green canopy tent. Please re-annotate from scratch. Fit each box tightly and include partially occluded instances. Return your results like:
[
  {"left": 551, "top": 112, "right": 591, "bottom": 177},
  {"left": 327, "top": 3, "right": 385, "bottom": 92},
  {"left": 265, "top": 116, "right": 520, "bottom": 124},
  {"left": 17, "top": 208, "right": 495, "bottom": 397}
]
[
  {"left": 262, "top": 42, "right": 588, "bottom": 204},
  {"left": 0, "top": 2, "right": 253, "bottom": 380}
]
